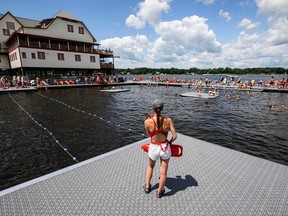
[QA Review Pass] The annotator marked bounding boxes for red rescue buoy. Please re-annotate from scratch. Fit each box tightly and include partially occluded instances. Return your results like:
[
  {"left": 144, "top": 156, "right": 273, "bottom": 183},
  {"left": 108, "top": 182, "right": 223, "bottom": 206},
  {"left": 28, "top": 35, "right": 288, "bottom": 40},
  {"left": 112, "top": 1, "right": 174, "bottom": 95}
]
[{"left": 141, "top": 143, "right": 183, "bottom": 157}]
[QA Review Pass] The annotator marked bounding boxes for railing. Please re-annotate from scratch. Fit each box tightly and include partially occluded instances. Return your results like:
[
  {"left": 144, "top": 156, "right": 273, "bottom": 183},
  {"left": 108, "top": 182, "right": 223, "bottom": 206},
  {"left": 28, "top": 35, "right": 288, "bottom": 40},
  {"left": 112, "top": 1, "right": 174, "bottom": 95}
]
[
  {"left": 94, "top": 49, "right": 113, "bottom": 56},
  {"left": 0, "top": 47, "right": 9, "bottom": 53},
  {"left": 100, "top": 63, "right": 114, "bottom": 69}
]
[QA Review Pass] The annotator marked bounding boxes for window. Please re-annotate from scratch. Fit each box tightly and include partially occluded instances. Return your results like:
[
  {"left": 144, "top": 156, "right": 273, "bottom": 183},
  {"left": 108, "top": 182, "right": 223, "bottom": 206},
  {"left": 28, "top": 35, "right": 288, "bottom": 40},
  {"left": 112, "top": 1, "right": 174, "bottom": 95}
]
[
  {"left": 75, "top": 55, "right": 81, "bottom": 61},
  {"left": 57, "top": 53, "right": 65, "bottom": 61},
  {"left": 67, "top": 25, "right": 74, "bottom": 32},
  {"left": 90, "top": 56, "right": 96, "bottom": 62},
  {"left": 3, "top": 29, "right": 10, "bottom": 36},
  {"left": 22, "top": 52, "right": 26, "bottom": 59},
  {"left": 6, "top": 22, "right": 15, "bottom": 30},
  {"left": 31, "top": 53, "right": 36, "bottom": 59},
  {"left": 79, "top": 27, "right": 84, "bottom": 34},
  {"left": 37, "top": 52, "right": 45, "bottom": 59}
]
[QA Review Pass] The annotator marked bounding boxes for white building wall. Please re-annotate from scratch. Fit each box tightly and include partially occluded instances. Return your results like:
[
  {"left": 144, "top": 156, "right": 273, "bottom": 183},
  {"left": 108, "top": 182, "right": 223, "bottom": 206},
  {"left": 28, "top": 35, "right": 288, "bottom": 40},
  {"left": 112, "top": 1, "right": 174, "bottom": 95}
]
[
  {"left": 15, "top": 47, "right": 100, "bottom": 69},
  {"left": 9, "top": 49, "right": 21, "bottom": 68},
  {"left": 23, "top": 18, "right": 95, "bottom": 43}
]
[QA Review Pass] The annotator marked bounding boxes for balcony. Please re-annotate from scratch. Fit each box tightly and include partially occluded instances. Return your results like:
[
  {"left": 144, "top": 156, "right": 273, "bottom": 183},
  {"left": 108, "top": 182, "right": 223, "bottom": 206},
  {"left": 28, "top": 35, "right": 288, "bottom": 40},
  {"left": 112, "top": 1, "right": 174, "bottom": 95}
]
[
  {"left": 100, "top": 63, "right": 114, "bottom": 69},
  {"left": 94, "top": 49, "right": 113, "bottom": 57},
  {"left": 0, "top": 47, "right": 9, "bottom": 53}
]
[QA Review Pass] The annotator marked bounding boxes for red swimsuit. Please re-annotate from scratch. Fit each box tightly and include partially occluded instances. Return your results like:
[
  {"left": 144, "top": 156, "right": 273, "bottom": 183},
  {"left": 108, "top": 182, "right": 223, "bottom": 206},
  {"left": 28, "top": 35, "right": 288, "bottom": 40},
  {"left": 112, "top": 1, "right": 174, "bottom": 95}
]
[{"left": 149, "top": 117, "right": 169, "bottom": 152}]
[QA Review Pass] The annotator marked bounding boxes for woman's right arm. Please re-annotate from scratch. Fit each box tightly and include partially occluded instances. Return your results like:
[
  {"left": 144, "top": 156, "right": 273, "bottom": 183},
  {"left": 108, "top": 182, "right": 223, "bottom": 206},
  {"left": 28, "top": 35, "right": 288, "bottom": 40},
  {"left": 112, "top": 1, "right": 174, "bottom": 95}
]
[{"left": 144, "top": 119, "right": 150, "bottom": 137}]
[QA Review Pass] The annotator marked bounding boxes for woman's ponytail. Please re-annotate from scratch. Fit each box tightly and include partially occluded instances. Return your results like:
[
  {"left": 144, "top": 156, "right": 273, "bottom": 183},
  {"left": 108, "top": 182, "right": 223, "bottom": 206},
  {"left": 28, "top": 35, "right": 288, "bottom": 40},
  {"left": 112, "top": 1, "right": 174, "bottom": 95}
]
[{"left": 156, "top": 108, "right": 161, "bottom": 129}]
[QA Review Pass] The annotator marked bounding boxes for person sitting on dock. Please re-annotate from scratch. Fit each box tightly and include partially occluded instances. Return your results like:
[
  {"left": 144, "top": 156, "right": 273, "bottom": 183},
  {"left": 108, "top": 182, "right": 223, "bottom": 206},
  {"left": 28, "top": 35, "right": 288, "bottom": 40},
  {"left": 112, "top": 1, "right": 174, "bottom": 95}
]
[
  {"left": 196, "top": 87, "right": 202, "bottom": 96},
  {"left": 279, "top": 78, "right": 287, "bottom": 89},
  {"left": 144, "top": 99, "right": 177, "bottom": 198}
]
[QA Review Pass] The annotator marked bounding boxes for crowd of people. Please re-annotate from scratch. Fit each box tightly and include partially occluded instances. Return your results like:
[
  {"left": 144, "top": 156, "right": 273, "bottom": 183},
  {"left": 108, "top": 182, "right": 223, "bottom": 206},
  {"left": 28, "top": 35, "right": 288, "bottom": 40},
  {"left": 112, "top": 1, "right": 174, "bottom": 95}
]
[
  {"left": 1, "top": 74, "right": 288, "bottom": 91},
  {"left": 147, "top": 75, "right": 288, "bottom": 89},
  {"left": 0, "top": 75, "right": 127, "bottom": 89}
]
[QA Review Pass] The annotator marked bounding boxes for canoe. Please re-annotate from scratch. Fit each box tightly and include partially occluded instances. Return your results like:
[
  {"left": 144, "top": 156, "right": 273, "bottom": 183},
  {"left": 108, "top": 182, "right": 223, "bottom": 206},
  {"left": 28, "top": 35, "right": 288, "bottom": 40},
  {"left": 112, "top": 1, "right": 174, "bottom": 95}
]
[{"left": 180, "top": 92, "right": 218, "bottom": 98}]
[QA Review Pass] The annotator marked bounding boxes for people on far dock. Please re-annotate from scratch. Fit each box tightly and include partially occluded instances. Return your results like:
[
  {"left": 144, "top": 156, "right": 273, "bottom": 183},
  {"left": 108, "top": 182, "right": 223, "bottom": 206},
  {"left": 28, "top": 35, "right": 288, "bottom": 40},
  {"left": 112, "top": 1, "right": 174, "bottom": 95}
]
[
  {"left": 0, "top": 76, "right": 10, "bottom": 89},
  {"left": 205, "top": 77, "right": 209, "bottom": 87},
  {"left": 144, "top": 99, "right": 177, "bottom": 198},
  {"left": 196, "top": 87, "right": 202, "bottom": 96}
]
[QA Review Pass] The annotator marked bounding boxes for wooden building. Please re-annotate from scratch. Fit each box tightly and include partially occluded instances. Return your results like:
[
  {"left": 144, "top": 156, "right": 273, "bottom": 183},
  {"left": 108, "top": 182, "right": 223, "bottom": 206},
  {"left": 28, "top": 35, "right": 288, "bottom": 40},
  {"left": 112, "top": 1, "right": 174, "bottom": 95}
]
[{"left": 0, "top": 10, "right": 114, "bottom": 78}]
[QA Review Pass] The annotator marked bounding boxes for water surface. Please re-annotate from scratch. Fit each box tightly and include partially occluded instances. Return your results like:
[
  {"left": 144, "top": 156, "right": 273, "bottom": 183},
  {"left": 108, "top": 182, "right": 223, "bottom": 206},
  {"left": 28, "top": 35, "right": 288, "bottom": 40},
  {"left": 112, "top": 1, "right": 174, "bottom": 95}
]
[{"left": 0, "top": 77, "right": 287, "bottom": 190}]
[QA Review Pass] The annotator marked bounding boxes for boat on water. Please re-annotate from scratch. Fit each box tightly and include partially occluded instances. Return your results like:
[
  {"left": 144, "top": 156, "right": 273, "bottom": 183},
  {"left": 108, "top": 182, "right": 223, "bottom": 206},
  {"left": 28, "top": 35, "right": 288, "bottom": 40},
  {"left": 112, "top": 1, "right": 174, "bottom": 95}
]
[
  {"left": 180, "top": 92, "right": 219, "bottom": 98},
  {"left": 100, "top": 87, "right": 130, "bottom": 93}
]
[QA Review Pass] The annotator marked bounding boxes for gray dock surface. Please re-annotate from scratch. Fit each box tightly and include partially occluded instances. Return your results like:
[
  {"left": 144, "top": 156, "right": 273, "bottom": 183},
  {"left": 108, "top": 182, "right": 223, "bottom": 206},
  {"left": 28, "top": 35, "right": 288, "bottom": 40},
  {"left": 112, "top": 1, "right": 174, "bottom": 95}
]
[{"left": 1, "top": 134, "right": 287, "bottom": 215}]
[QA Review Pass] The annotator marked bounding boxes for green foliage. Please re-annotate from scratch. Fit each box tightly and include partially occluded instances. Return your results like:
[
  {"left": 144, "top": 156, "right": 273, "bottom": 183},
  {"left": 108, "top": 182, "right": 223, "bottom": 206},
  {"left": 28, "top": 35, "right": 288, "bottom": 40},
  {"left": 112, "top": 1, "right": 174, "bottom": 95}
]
[{"left": 116, "top": 67, "right": 288, "bottom": 75}]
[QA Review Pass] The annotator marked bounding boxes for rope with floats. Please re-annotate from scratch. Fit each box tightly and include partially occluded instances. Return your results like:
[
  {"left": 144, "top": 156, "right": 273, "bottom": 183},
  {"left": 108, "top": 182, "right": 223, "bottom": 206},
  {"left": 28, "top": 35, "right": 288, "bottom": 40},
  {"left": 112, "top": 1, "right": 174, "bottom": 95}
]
[
  {"left": 34, "top": 92, "right": 147, "bottom": 138},
  {"left": 8, "top": 93, "right": 79, "bottom": 163}
]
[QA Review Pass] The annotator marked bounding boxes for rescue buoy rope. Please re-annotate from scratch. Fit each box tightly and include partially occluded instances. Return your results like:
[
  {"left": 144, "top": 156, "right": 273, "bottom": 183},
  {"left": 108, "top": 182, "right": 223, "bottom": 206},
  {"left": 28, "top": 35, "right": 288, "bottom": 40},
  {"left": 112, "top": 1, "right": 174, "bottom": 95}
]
[
  {"left": 8, "top": 93, "right": 79, "bottom": 163},
  {"left": 34, "top": 92, "right": 146, "bottom": 137}
]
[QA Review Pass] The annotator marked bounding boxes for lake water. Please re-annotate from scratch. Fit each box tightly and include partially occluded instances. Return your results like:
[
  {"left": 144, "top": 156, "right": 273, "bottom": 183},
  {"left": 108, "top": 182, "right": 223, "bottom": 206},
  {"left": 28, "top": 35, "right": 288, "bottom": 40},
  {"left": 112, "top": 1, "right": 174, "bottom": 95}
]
[{"left": 1, "top": 74, "right": 288, "bottom": 191}]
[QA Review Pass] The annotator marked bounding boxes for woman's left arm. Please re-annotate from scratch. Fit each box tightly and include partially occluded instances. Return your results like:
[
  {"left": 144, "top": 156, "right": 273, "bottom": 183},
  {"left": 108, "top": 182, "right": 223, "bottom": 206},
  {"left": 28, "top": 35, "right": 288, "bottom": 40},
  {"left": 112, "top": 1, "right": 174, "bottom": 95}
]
[{"left": 168, "top": 118, "right": 177, "bottom": 144}]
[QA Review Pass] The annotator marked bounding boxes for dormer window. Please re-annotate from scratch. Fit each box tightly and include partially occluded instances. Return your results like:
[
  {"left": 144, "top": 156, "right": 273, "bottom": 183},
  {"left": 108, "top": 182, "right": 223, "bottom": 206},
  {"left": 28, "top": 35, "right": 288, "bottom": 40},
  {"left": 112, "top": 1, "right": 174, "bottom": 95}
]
[
  {"left": 67, "top": 24, "right": 74, "bottom": 32},
  {"left": 6, "top": 22, "right": 15, "bottom": 30}
]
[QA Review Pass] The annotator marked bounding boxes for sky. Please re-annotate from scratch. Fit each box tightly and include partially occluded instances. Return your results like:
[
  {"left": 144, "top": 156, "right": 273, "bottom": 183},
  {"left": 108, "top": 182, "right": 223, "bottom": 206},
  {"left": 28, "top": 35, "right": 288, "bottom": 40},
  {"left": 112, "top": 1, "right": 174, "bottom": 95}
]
[{"left": 1, "top": 0, "right": 288, "bottom": 69}]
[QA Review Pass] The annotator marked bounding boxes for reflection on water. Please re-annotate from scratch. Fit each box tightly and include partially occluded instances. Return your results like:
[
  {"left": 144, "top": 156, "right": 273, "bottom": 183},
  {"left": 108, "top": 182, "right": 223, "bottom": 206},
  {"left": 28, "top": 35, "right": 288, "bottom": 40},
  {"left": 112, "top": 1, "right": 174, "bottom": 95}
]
[{"left": 1, "top": 82, "right": 288, "bottom": 190}]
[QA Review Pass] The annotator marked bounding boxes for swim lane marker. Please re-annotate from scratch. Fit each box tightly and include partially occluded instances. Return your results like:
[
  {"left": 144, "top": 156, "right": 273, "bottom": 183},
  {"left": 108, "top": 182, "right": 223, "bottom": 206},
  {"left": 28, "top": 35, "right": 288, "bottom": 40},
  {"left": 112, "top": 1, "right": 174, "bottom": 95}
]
[
  {"left": 8, "top": 93, "right": 79, "bottom": 163},
  {"left": 34, "top": 92, "right": 146, "bottom": 138}
]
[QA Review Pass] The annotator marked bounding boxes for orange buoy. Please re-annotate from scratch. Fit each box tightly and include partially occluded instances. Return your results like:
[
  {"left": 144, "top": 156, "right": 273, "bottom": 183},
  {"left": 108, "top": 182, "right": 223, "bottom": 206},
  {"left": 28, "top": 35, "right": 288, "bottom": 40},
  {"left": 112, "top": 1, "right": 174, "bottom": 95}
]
[{"left": 141, "top": 144, "right": 183, "bottom": 157}]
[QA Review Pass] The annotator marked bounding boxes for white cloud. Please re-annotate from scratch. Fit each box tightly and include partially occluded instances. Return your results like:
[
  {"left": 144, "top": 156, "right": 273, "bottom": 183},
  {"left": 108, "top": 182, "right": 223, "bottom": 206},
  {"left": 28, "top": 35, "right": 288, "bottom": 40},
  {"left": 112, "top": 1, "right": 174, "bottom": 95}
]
[
  {"left": 196, "top": 0, "right": 215, "bottom": 5},
  {"left": 125, "top": 0, "right": 171, "bottom": 29},
  {"left": 126, "top": 15, "right": 145, "bottom": 29},
  {"left": 102, "top": 1, "right": 288, "bottom": 69},
  {"left": 154, "top": 16, "right": 221, "bottom": 54},
  {"left": 100, "top": 34, "right": 150, "bottom": 62},
  {"left": 267, "top": 16, "right": 288, "bottom": 45},
  {"left": 238, "top": 18, "right": 260, "bottom": 30},
  {"left": 216, "top": 30, "right": 288, "bottom": 68},
  {"left": 102, "top": 15, "right": 223, "bottom": 68},
  {"left": 219, "top": 9, "right": 232, "bottom": 22},
  {"left": 255, "top": 0, "right": 288, "bottom": 15},
  {"left": 100, "top": 28, "right": 288, "bottom": 68}
]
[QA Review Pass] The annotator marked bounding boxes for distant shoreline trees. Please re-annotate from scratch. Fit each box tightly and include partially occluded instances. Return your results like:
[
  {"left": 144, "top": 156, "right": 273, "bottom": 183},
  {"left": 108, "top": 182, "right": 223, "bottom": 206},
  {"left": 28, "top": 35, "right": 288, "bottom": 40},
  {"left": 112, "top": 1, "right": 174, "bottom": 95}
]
[{"left": 115, "top": 67, "right": 288, "bottom": 75}]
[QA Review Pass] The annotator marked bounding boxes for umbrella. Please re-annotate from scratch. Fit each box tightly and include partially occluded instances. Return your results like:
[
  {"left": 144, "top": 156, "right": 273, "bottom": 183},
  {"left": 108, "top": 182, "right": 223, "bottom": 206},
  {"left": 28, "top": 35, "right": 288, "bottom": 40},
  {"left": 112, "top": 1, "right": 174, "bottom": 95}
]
[{"left": 95, "top": 72, "right": 104, "bottom": 75}]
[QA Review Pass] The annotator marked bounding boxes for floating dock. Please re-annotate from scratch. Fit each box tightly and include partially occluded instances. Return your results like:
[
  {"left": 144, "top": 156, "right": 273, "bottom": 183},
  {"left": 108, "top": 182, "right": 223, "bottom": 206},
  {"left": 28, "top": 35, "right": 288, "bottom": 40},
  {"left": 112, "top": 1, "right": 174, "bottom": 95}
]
[
  {"left": 1, "top": 80, "right": 288, "bottom": 93},
  {"left": 0, "top": 86, "right": 37, "bottom": 93},
  {"left": 1, "top": 134, "right": 287, "bottom": 215}
]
